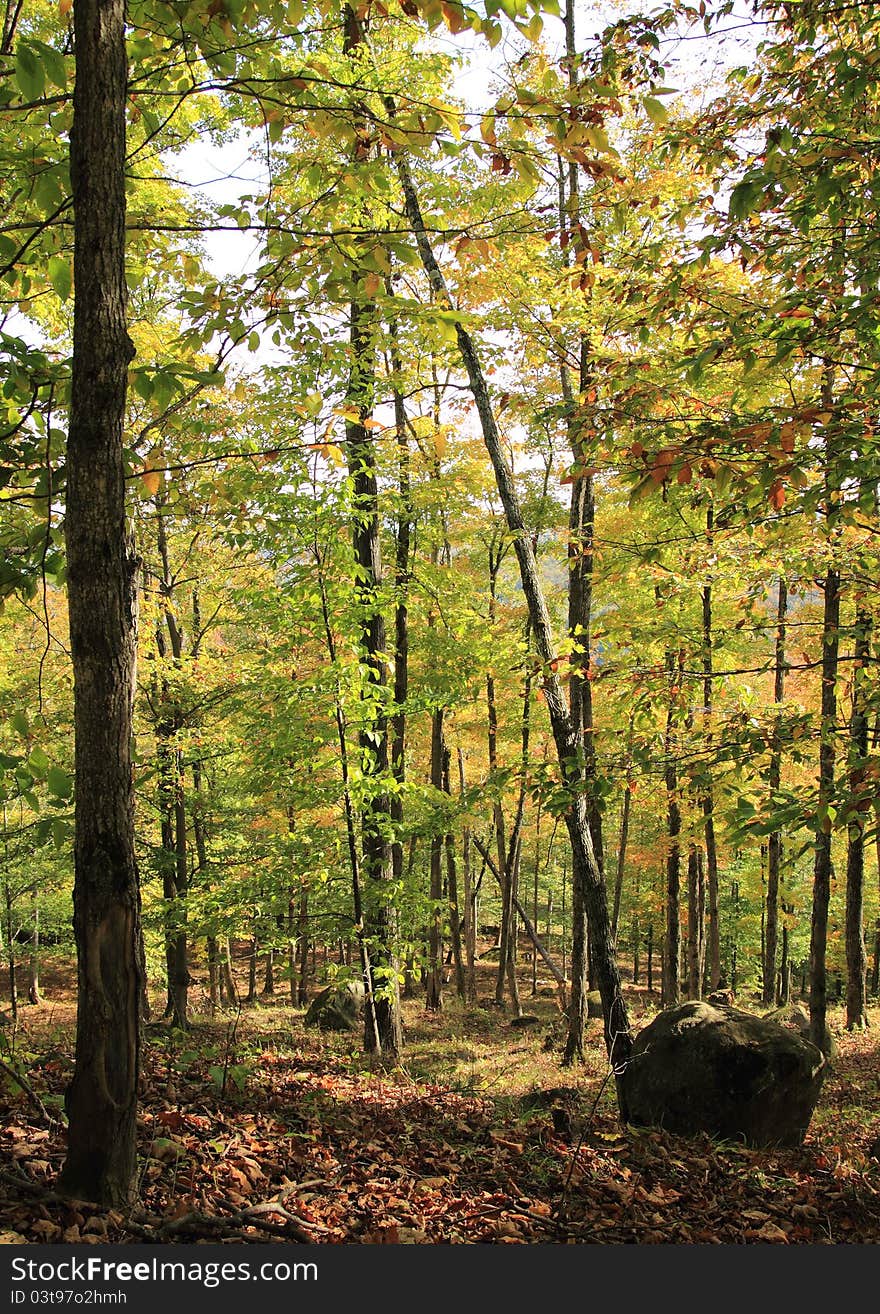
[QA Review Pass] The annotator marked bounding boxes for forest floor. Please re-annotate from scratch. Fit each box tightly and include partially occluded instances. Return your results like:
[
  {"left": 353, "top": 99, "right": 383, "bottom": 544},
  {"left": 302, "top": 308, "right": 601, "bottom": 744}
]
[{"left": 1, "top": 952, "right": 880, "bottom": 1244}]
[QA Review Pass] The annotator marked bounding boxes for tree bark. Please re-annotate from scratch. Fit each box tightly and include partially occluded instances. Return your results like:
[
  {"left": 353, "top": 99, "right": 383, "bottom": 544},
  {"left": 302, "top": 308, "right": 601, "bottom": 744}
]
[
  {"left": 810, "top": 561, "right": 840, "bottom": 1051},
  {"left": 59, "top": 0, "right": 142, "bottom": 1206}
]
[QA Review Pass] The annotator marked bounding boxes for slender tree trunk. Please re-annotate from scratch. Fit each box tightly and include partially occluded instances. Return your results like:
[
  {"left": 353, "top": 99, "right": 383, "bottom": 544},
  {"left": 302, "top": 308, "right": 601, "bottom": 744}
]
[
  {"left": 207, "top": 937, "right": 219, "bottom": 1015},
  {"left": 296, "top": 887, "right": 309, "bottom": 1006},
  {"left": 687, "top": 845, "right": 706, "bottom": 1000},
  {"left": 389, "top": 312, "right": 410, "bottom": 960},
  {"left": 395, "top": 148, "right": 632, "bottom": 1096},
  {"left": 426, "top": 708, "right": 445, "bottom": 1011},
  {"left": 473, "top": 835, "right": 568, "bottom": 1008},
  {"left": 764, "top": 578, "right": 788, "bottom": 1005},
  {"left": 701, "top": 515, "right": 721, "bottom": 990},
  {"left": 557, "top": 0, "right": 606, "bottom": 1062},
  {"left": 845, "top": 602, "right": 871, "bottom": 1030},
  {"left": 246, "top": 930, "right": 258, "bottom": 1004},
  {"left": 809, "top": 570, "right": 840, "bottom": 1049},
  {"left": 27, "top": 900, "right": 40, "bottom": 1005},
  {"left": 4, "top": 881, "right": 16, "bottom": 1018},
  {"left": 59, "top": 0, "right": 142, "bottom": 1206},
  {"left": 612, "top": 783, "right": 630, "bottom": 944},
  {"left": 443, "top": 748, "right": 466, "bottom": 999},
  {"left": 663, "top": 648, "right": 683, "bottom": 1006},
  {"left": 457, "top": 749, "right": 477, "bottom": 1002}
]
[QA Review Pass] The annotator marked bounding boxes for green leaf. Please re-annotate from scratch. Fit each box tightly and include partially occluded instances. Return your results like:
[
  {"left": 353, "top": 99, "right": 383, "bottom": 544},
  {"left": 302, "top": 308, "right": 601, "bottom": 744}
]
[
  {"left": 643, "top": 96, "right": 668, "bottom": 125},
  {"left": 47, "top": 256, "right": 71, "bottom": 302},
  {"left": 15, "top": 44, "right": 45, "bottom": 101},
  {"left": 728, "top": 179, "right": 763, "bottom": 221},
  {"left": 27, "top": 745, "right": 50, "bottom": 778},
  {"left": 47, "top": 766, "right": 72, "bottom": 798},
  {"left": 10, "top": 711, "right": 29, "bottom": 738}
]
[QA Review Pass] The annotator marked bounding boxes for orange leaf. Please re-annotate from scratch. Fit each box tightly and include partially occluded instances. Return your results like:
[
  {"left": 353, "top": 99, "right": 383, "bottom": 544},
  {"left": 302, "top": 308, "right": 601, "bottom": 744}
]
[
  {"left": 141, "top": 469, "right": 162, "bottom": 497},
  {"left": 768, "top": 479, "right": 785, "bottom": 511}
]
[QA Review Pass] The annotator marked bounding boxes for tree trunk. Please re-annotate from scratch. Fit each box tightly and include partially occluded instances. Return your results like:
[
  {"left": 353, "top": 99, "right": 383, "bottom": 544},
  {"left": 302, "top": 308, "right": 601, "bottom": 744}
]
[
  {"left": 207, "top": 936, "right": 219, "bottom": 1015},
  {"left": 663, "top": 648, "right": 683, "bottom": 1006},
  {"left": 4, "top": 880, "right": 16, "bottom": 1018},
  {"left": 59, "top": 0, "right": 142, "bottom": 1207},
  {"left": 809, "top": 560, "right": 840, "bottom": 1051},
  {"left": 27, "top": 899, "right": 40, "bottom": 1005},
  {"left": 443, "top": 748, "right": 466, "bottom": 999},
  {"left": 296, "top": 887, "right": 309, "bottom": 1006},
  {"left": 844, "top": 602, "right": 871, "bottom": 1030},
  {"left": 457, "top": 749, "right": 477, "bottom": 1002},
  {"left": 612, "top": 783, "right": 630, "bottom": 944},
  {"left": 343, "top": 3, "right": 401, "bottom": 1059},
  {"left": 389, "top": 312, "right": 410, "bottom": 974},
  {"left": 687, "top": 845, "right": 706, "bottom": 1000},
  {"left": 764, "top": 578, "right": 788, "bottom": 1005},
  {"left": 396, "top": 149, "right": 632, "bottom": 1095},
  {"left": 701, "top": 518, "right": 721, "bottom": 990},
  {"left": 426, "top": 708, "right": 445, "bottom": 1011}
]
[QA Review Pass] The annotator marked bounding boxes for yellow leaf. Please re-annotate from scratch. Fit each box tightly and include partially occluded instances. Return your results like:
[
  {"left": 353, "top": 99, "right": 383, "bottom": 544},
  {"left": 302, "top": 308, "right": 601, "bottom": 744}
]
[{"left": 141, "top": 469, "right": 162, "bottom": 497}]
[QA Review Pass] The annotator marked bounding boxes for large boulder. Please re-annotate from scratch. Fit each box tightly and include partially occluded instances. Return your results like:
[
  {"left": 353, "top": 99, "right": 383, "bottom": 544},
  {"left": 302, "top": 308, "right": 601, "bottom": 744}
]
[
  {"left": 621, "top": 1001, "right": 826, "bottom": 1148},
  {"left": 764, "top": 1003, "right": 837, "bottom": 1059},
  {"left": 304, "top": 980, "right": 365, "bottom": 1031}
]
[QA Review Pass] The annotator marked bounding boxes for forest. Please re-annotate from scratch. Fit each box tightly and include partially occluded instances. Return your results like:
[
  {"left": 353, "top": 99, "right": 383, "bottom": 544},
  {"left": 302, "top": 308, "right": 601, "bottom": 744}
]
[{"left": 0, "top": 0, "right": 879, "bottom": 1250}]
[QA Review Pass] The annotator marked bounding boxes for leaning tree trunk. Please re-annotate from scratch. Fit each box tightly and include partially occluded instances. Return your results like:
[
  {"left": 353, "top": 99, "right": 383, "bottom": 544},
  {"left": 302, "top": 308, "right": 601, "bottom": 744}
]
[
  {"left": 395, "top": 150, "right": 632, "bottom": 1097},
  {"left": 59, "top": 0, "right": 143, "bottom": 1207}
]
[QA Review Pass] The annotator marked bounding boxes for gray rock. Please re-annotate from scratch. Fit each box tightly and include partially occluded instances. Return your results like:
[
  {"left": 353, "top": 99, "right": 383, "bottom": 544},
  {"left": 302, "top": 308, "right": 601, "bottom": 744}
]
[
  {"left": 621, "top": 1001, "right": 826, "bottom": 1148},
  {"left": 304, "top": 980, "right": 365, "bottom": 1031},
  {"left": 764, "top": 1003, "right": 837, "bottom": 1059}
]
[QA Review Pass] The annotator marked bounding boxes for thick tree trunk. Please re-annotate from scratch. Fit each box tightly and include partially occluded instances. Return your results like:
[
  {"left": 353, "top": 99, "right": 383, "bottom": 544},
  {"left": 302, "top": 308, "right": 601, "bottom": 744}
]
[
  {"left": 396, "top": 154, "right": 632, "bottom": 1094},
  {"left": 343, "top": 3, "right": 401, "bottom": 1059},
  {"left": 59, "top": 0, "right": 142, "bottom": 1206}
]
